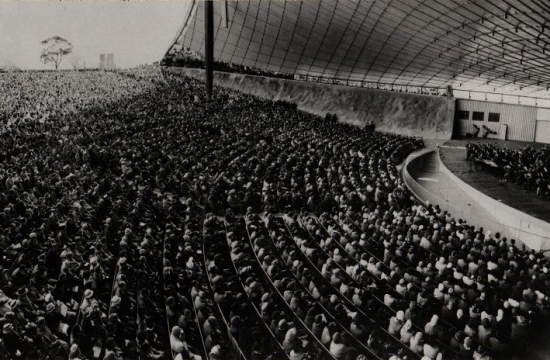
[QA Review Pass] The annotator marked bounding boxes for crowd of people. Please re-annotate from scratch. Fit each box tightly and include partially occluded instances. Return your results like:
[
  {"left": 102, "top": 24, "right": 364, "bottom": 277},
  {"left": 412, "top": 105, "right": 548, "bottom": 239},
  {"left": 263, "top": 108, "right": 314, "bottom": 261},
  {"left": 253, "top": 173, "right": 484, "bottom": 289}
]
[
  {"left": 162, "top": 47, "right": 292, "bottom": 80},
  {"left": 0, "top": 67, "right": 548, "bottom": 360},
  {"left": 162, "top": 46, "right": 445, "bottom": 97},
  {"left": 466, "top": 142, "right": 550, "bottom": 197}
]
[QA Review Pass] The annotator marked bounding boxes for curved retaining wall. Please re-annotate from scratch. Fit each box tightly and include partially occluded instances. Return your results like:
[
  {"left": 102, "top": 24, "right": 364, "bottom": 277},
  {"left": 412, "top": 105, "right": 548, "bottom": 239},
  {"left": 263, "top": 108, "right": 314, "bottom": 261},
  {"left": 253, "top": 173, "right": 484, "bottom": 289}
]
[
  {"left": 402, "top": 150, "right": 550, "bottom": 252},
  {"left": 437, "top": 155, "right": 550, "bottom": 252},
  {"left": 165, "top": 67, "right": 455, "bottom": 140}
]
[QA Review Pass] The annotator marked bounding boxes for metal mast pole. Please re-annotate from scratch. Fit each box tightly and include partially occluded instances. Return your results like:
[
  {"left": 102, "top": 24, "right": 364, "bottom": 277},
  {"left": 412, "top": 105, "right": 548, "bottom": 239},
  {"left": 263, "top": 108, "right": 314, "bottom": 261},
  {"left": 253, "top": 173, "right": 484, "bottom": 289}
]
[{"left": 204, "top": 0, "right": 214, "bottom": 99}]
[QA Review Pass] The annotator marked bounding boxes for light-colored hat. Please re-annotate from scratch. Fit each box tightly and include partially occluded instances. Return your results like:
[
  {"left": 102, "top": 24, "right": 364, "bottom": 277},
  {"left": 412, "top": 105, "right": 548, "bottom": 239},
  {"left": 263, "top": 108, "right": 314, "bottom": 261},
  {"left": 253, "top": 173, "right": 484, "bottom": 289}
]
[
  {"left": 70, "top": 344, "right": 79, "bottom": 356},
  {"left": 84, "top": 289, "right": 94, "bottom": 299},
  {"left": 210, "top": 345, "right": 221, "bottom": 357},
  {"left": 46, "top": 303, "right": 56, "bottom": 313},
  {"left": 111, "top": 295, "right": 121, "bottom": 306},
  {"left": 8, "top": 299, "right": 18, "bottom": 309},
  {"left": 2, "top": 323, "right": 13, "bottom": 334},
  {"left": 396, "top": 310, "right": 405, "bottom": 321}
]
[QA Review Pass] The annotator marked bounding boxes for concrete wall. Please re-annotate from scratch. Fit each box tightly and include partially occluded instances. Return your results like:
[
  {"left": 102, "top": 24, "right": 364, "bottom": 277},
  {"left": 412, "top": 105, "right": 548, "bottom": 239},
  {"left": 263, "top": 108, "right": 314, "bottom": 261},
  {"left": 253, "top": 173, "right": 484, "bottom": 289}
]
[
  {"left": 455, "top": 99, "right": 538, "bottom": 142},
  {"left": 165, "top": 67, "right": 455, "bottom": 140},
  {"left": 402, "top": 151, "right": 514, "bottom": 245}
]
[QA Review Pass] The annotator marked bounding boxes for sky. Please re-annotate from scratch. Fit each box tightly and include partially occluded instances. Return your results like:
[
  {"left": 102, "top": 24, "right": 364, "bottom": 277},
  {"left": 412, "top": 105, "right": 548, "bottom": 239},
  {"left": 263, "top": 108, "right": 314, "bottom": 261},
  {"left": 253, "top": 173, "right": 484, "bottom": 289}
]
[{"left": 0, "top": 1, "right": 192, "bottom": 69}]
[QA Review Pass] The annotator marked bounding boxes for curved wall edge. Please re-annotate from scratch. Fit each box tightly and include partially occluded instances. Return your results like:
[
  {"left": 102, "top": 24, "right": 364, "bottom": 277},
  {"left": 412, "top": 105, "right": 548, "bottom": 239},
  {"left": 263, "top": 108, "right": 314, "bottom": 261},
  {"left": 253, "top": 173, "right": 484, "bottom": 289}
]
[
  {"left": 437, "top": 153, "right": 550, "bottom": 251},
  {"left": 402, "top": 150, "right": 550, "bottom": 252},
  {"left": 164, "top": 67, "right": 454, "bottom": 140},
  {"left": 400, "top": 150, "right": 435, "bottom": 208}
]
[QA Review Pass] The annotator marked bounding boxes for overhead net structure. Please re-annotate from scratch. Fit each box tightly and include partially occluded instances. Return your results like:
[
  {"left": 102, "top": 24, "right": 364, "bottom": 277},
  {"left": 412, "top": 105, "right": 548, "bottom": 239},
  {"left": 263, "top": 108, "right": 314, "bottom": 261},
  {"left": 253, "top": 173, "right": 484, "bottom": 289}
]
[{"left": 166, "top": 0, "right": 550, "bottom": 101}]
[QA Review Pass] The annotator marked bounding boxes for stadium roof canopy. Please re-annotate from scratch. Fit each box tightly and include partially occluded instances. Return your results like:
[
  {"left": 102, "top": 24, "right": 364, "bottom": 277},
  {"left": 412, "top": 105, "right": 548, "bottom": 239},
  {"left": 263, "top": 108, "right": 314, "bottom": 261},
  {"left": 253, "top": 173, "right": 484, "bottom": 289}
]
[{"left": 167, "top": 0, "right": 550, "bottom": 99}]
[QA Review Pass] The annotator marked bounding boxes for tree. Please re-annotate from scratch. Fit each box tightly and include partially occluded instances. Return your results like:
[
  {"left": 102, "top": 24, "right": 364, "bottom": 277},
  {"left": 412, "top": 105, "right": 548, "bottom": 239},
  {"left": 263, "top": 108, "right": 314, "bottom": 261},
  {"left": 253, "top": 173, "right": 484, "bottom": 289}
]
[
  {"left": 69, "top": 56, "right": 81, "bottom": 70},
  {"left": 40, "top": 36, "right": 73, "bottom": 70}
]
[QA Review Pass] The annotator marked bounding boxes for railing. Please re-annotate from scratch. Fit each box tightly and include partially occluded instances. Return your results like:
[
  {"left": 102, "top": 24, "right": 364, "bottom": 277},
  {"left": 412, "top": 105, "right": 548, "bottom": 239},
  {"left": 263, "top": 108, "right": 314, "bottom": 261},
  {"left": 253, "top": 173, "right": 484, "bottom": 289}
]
[
  {"left": 292, "top": 75, "right": 446, "bottom": 97},
  {"left": 292, "top": 75, "right": 550, "bottom": 107}
]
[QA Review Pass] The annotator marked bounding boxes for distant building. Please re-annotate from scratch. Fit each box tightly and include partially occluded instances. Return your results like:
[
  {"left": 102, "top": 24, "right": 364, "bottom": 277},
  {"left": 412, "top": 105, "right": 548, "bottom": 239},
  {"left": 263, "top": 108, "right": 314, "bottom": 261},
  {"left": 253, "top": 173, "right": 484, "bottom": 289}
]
[
  {"left": 106, "top": 54, "right": 115, "bottom": 70},
  {"left": 99, "top": 54, "right": 106, "bottom": 69}
]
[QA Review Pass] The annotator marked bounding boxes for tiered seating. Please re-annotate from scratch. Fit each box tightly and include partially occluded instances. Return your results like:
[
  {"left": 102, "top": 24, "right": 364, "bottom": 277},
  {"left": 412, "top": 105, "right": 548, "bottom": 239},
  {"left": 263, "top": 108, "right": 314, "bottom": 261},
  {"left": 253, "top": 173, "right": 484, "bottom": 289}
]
[
  {"left": 226, "top": 213, "right": 336, "bottom": 359},
  {"left": 163, "top": 205, "right": 207, "bottom": 360},
  {"left": 203, "top": 214, "right": 248, "bottom": 360},
  {"left": 309, "top": 213, "right": 459, "bottom": 357},
  {"left": 206, "top": 215, "right": 289, "bottom": 359},
  {"left": 1, "top": 69, "right": 549, "bottom": 360},
  {"left": 263, "top": 214, "right": 419, "bottom": 360}
]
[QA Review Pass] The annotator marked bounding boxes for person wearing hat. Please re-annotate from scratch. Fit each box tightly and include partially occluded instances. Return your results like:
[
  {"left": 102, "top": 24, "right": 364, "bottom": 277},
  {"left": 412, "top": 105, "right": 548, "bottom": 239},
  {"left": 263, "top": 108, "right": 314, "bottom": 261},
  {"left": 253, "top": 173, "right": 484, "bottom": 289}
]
[
  {"left": 170, "top": 326, "right": 201, "bottom": 360},
  {"left": 109, "top": 294, "right": 121, "bottom": 315},
  {"left": 248, "top": 339, "right": 269, "bottom": 360},
  {"left": 405, "top": 301, "right": 419, "bottom": 324},
  {"left": 45, "top": 301, "right": 65, "bottom": 336},
  {"left": 208, "top": 344, "right": 222, "bottom": 360},
  {"left": 202, "top": 316, "right": 217, "bottom": 338},
  {"left": 36, "top": 315, "right": 69, "bottom": 355},
  {"left": 464, "top": 318, "right": 479, "bottom": 339},
  {"left": 4, "top": 298, "right": 22, "bottom": 323},
  {"left": 410, "top": 332, "right": 424, "bottom": 355},
  {"left": 204, "top": 330, "right": 222, "bottom": 355},
  {"left": 139, "top": 340, "right": 165, "bottom": 360},
  {"left": 460, "top": 336, "right": 474, "bottom": 359},
  {"left": 283, "top": 327, "right": 298, "bottom": 355},
  {"left": 291, "top": 337, "right": 311, "bottom": 360},
  {"left": 472, "top": 345, "right": 491, "bottom": 360},
  {"left": 275, "top": 318, "right": 289, "bottom": 343},
  {"left": 0, "top": 290, "right": 14, "bottom": 318},
  {"left": 388, "top": 310, "right": 405, "bottom": 335},
  {"left": 395, "top": 278, "right": 408, "bottom": 296},
  {"left": 15, "top": 287, "right": 35, "bottom": 316},
  {"left": 350, "top": 315, "right": 368, "bottom": 342},
  {"left": 61, "top": 252, "right": 78, "bottom": 274},
  {"left": 3, "top": 322, "right": 32, "bottom": 359},
  {"left": 103, "top": 337, "right": 120, "bottom": 360},
  {"left": 422, "top": 334, "right": 440, "bottom": 360},
  {"left": 511, "top": 315, "right": 529, "bottom": 345},
  {"left": 477, "top": 318, "right": 493, "bottom": 346},
  {"left": 424, "top": 315, "right": 444, "bottom": 342},
  {"left": 400, "top": 319, "right": 414, "bottom": 345},
  {"left": 318, "top": 318, "right": 335, "bottom": 346},
  {"left": 449, "top": 331, "right": 465, "bottom": 352},
  {"left": 80, "top": 289, "right": 95, "bottom": 313},
  {"left": 330, "top": 332, "right": 349, "bottom": 360}
]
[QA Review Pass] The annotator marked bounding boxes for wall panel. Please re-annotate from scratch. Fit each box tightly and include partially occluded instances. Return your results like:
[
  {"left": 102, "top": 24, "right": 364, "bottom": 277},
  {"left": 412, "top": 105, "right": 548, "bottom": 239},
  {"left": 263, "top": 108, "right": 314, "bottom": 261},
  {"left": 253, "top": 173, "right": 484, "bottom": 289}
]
[
  {"left": 535, "top": 122, "right": 550, "bottom": 144},
  {"left": 535, "top": 108, "right": 550, "bottom": 143},
  {"left": 456, "top": 100, "right": 537, "bottom": 142}
]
